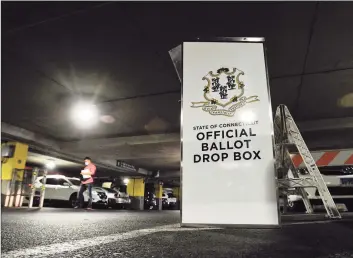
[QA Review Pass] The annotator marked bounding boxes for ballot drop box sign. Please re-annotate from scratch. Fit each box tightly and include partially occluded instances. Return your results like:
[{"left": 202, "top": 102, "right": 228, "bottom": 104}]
[{"left": 181, "top": 41, "right": 279, "bottom": 226}]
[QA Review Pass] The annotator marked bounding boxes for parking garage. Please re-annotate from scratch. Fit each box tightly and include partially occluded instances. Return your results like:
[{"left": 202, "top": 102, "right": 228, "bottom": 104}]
[{"left": 2, "top": 2, "right": 353, "bottom": 258}]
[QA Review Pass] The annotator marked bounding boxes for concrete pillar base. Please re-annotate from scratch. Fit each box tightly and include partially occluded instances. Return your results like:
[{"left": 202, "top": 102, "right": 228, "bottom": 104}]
[
  {"left": 1, "top": 180, "right": 24, "bottom": 207},
  {"left": 156, "top": 198, "right": 162, "bottom": 210},
  {"left": 130, "top": 196, "right": 144, "bottom": 210},
  {"left": 176, "top": 201, "right": 181, "bottom": 210},
  {"left": 1, "top": 194, "right": 7, "bottom": 207}
]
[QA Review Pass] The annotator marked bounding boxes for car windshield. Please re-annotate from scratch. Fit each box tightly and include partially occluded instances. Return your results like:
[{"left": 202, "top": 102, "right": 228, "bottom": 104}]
[
  {"left": 68, "top": 179, "right": 81, "bottom": 186},
  {"left": 102, "top": 187, "right": 118, "bottom": 193},
  {"left": 116, "top": 185, "right": 127, "bottom": 193}
]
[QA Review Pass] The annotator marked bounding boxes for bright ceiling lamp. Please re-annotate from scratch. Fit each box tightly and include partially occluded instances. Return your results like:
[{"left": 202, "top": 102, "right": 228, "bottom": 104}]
[
  {"left": 46, "top": 160, "right": 56, "bottom": 170},
  {"left": 71, "top": 102, "right": 99, "bottom": 128},
  {"left": 123, "top": 178, "right": 129, "bottom": 185}
]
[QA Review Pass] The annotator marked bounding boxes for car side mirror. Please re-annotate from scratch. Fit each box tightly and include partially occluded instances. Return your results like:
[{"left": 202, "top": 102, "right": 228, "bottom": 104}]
[{"left": 63, "top": 182, "right": 70, "bottom": 187}]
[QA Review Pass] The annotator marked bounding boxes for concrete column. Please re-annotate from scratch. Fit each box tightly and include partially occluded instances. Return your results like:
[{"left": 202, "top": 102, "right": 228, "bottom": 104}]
[
  {"left": 39, "top": 169, "right": 48, "bottom": 208},
  {"left": 155, "top": 183, "right": 163, "bottom": 210},
  {"left": 1, "top": 142, "right": 28, "bottom": 207},
  {"left": 28, "top": 168, "right": 39, "bottom": 208},
  {"left": 172, "top": 187, "right": 180, "bottom": 198},
  {"left": 127, "top": 178, "right": 145, "bottom": 210},
  {"left": 173, "top": 187, "right": 180, "bottom": 210}
]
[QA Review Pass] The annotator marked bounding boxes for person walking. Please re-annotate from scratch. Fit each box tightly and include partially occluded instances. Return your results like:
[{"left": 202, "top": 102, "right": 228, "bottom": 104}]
[{"left": 75, "top": 157, "right": 96, "bottom": 210}]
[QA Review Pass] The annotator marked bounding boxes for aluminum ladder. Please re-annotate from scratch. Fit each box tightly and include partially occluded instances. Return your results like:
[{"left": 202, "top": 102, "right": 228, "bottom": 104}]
[{"left": 274, "top": 105, "right": 341, "bottom": 219}]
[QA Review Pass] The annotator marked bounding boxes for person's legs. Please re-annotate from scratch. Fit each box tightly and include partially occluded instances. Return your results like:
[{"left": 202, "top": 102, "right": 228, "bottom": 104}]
[
  {"left": 76, "top": 184, "right": 87, "bottom": 208},
  {"left": 87, "top": 183, "right": 93, "bottom": 209}
]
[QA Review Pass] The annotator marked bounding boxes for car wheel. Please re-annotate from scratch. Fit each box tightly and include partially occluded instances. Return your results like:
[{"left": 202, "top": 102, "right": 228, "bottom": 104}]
[{"left": 69, "top": 194, "right": 77, "bottom": 208}]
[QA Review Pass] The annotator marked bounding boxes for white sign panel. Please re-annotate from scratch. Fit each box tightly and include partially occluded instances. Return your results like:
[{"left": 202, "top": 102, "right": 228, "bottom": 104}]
[{"left": 182, "top": 41, "right": 279, "bottom": 226}]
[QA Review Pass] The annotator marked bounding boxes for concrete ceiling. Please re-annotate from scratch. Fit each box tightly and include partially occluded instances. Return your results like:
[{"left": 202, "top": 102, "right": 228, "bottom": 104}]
[
  {"left": 24, "top": 151, "right": 145, "bottom": 179},
  {"left": 2, "top": 2, "right": 353, "bottom": 176},
  {"left": 26, "top": 152, "right": 80, "bottom": 168}
]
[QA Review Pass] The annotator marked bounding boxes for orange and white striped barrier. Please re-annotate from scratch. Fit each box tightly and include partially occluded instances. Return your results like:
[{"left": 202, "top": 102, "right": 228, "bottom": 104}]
[{"left": 291, "top": 150, "right": 353, "bottom": 168}]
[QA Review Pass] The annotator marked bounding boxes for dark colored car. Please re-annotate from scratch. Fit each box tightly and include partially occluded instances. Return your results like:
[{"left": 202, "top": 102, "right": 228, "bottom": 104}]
[
  {"left": 144, "top": 192, "right": 157, "bottom": 210},
  {"left": 162, "top": 197, "right": 169, "bottom": 208}
]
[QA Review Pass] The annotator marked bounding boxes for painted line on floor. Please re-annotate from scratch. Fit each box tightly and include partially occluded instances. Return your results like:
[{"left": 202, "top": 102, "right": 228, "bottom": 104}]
[{"left": 2, "top": 224, "right": 217, "bottom": 258}]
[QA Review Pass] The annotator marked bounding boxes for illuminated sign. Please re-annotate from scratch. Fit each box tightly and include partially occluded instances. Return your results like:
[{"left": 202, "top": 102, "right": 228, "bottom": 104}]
[
  {"left": 116, "top": 161, "right": 137, "bottom": 172},
  {"left": 181, "top": 40, "right": 279, "bottom": 226}
]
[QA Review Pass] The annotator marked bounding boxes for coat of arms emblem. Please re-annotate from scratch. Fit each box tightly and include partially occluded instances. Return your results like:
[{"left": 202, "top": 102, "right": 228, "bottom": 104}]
[{"left": 191, "top": 67, "right": 259, "bottom": 117}]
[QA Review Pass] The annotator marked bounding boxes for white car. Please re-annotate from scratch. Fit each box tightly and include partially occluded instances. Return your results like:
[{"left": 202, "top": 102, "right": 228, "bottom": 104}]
[
  {"left": 162, "top": 192, "right": 177, "bottom": 209},
  {"left": 280, "top": 170, "right": 353, "bottom": 212},
  {"left": 23, "top": 175, "right": 108, "bottom": 208},
  {"left": 94, "top": 187, "right": 131, "bottom": 209}
]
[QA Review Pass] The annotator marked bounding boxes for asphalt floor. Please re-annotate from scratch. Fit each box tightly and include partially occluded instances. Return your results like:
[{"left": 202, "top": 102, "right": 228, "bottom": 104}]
[{"left": 1, "top": 208, "right": 353, "bottom": 258}]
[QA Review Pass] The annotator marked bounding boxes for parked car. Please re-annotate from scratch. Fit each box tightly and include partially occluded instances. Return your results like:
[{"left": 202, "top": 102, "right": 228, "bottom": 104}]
[
  {"left": 162, "top": 192, "right": 177, "bottom": 209},
  {"left": 282, "top": 169, "right": 353, "bottom": 212},
  {"left": 23, "top": 175, "right": 108, "bottom": 208},
  {"left": 93, "top": 187, "right": 131, "bottom": 209}
]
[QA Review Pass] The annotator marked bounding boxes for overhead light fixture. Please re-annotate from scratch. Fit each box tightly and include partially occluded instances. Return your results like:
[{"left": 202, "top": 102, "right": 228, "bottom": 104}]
[
  {"left": 46, "top": 160, "right": 56, "bottom": 170},
  {"left": 71, "top": 102, "right": 99, "bottom": 128},
  {"left": 123, "top": 178, "right": 129, "bottom": 185}
]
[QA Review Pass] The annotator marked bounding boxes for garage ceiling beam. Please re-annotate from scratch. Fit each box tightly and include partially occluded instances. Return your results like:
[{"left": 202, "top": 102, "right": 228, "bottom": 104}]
[
  {"left": 1, "top": 122, "right": 60, "bottom": 149},
  {"left": 73, "top": 151, "right": 180, "bottom": 160},
  {"left": 1, "top": 122, "right": 149, "bottom": 175},
  {"left": 159, "top": 170, "right": 180, "bottom": 178},
  {"left": 59, "top": 133, "right": 180, "bottom": 152},
  {"left": 121, "top": 153, "right": 180, "bottom": 160},
  {"left": 298, "top": 117, "right": 353, "bottom": 132},
  {"left": 305, "top": 138, "right": 353, "bottom": 151}
]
